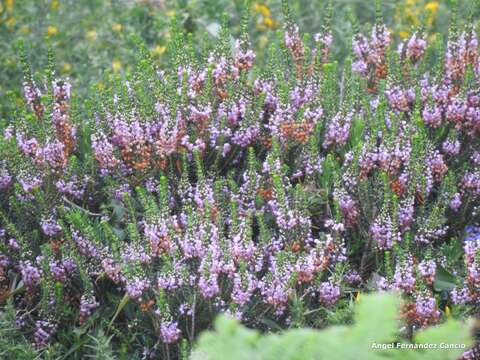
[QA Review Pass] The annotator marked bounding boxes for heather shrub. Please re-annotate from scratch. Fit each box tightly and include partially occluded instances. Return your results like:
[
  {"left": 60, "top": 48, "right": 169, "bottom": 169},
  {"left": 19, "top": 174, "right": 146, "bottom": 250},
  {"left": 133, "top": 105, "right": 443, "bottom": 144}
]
[{"left": 0, "top": 0, "right": 480, "bottom": 358}]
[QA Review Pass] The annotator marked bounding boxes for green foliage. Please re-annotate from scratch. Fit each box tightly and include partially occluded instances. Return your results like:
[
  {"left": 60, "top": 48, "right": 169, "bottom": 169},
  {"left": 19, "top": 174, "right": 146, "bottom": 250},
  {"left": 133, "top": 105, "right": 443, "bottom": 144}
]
[
  {"left": 84, "top": 330, "right": 116, "bottom": 360},
  {"left": 192, "top": 292, "right": 473, "bottom": 360},
  {"left": 0, "top": 302, "right": 37, "bottom": 360}
]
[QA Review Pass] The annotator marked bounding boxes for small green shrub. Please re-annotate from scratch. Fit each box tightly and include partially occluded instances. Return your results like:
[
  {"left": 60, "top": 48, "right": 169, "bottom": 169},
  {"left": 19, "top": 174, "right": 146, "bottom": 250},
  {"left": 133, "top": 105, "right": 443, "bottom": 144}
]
[{"left": 192, "top": 292, "right": 473, "bottom": 360}]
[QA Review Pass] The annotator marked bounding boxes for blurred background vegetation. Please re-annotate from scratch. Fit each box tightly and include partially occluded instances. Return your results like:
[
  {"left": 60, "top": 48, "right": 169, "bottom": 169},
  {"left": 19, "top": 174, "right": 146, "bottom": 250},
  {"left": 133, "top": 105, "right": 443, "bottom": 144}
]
[{"left": 0, "top": 0, "right": 479, "bottom": 119}]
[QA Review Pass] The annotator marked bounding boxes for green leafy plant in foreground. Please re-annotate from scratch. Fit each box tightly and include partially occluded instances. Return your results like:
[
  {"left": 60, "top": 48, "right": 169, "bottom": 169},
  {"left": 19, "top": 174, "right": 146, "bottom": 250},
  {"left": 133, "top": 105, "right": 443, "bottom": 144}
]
[{"left": 192, "top": 292, "right": 473, "bottom": 360}]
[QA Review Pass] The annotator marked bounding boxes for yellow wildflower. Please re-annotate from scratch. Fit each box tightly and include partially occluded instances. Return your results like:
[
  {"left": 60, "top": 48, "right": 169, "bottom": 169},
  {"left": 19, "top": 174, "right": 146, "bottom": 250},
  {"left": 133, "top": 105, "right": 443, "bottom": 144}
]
[
  {"left": 425, "top": 1, "right": 439, "bottom": 13},
  {"left": 263, "top": 17, "right": 274, "bottom": 28},
  {"left": 399, "top": 30, "right": 410, "bottom": 39},
  {"left": 86, "top": 30, "right": 97, "bottom": 41},
  {"left": 112, "top": 23, "right": 123, "bottom": 32},
  {"left": 51, "top": 0, "right": 59, "bottom": 10},
  {"left": 254, "top": 3, "right": 270, "bottom": 18},
  {"left": 166, "top": 10, "right": 175, "bottom": 17},
  {"left": 6, "top": 0, "right": 14, "bottom": 12},
  {"left": 46, "top": 25, "right": 58, "bottom": 36},
  {"left": 112, "top": 60, "right": 122, "bottom": 73},
  {"left": 445, "top": 305, "right": 451, "bottom": 317},
  {"left": 355, "top": 292, "right": 361, "bottom": 303},
  {"left": 152, "top": 45, "right": 166, "bottom": 57},
  {"left": 61, "top": 63, "right": 72, "bottom": 73}
]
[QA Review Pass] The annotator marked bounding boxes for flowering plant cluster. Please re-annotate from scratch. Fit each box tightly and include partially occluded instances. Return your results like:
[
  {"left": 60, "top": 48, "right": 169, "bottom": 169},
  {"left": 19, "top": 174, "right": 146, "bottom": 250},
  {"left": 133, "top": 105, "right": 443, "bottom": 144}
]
[{"left": 1, "top": 1, "right": 480, "bottom": 358}]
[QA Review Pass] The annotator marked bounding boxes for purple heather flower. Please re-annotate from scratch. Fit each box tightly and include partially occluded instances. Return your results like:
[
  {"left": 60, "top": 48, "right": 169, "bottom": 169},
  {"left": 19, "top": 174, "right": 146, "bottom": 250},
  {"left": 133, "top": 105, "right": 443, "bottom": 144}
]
[
  {"left": 80, "top": 293, "right": 99, "bottom": 324},
  {"left": 393, "top": 257, "right": 416, "bottom": 293},
  {"left": 18, "top": 172, "right": 42, "bottom": 193},
  {"left": 157, "top": 266, "right": 183, "bottom": 290},
  {"left": 126, "top": 277, "right": 150, "bottom": 299},
  {"left": 231, "top": 124, "right": 260, "bottom": 147},
  {"left": 404, "top": 33, "right": 427, "bottom": 62},
  {"left": 179, "top": 303, "right": 193, "bottom": 316},
  {"left": 426, "top": 150, "right": 447, "bottom": 183},
  {"left": 418, "top": 259, "right": 436, "bottom": 285},
  {"left": 371, "top": 214, "right": 399, "bottom": 250},
  {"left": 463, "top": 171, "right": 480, "bottom": 195},
  {"left": 451, "top": 286, "right": 471, "bottom": 305},
  {"left": 415, "top": 225, "right": 448, "bottom": 244},
  {"left": 465, "top": 225, "right": 480, "bottom": 241},
  {"left": 49, "top": 260, "right": 67, "bottom": 282},
  {"left": 113, "top": 183, "right": 131, "bottom": 201},
  {"left": 352, "top": 59, "right": 368, "bottom": 76},
  {"left": 422, "top": 105, "right": 442, "bottom": 128},
  {"left": 314, "top": 31, "right": 333, "bottom": 48},
  {"left": 461, "top": 348, "right": 480, "bottom": 360},
  {"left": 334, "top": 189, "right": 359, "bottom": 226},
  {"left": 371, "top": 24, "right": 391, "bottom": 53},
  {"left": 101, "top": 258, "right": 121, "bottom": 283},
  {"left": 442, "top": 138, "right": 461, "bottom": 155},
  {"left": 259, "top": 276, "right": 290, "bottom": 313},
  {"left": 23, "top": 80, "right": 44, "bottom": 117},
  {"left": 0, "top": 165, "right": 12, "bottom": 189},
  {"left": 62, "top": 257, "right": 77, "bottom": 274},
  {"left": 345, "top": 270, "right": 362, "bottom": 285},
  {"left": 198, "top": 272, "right": 220, "bottom": 299},
  {"left": 231, "top": 271, "right": 257, "bottom": 306},
  {"left": 40, "top": 140, "right": 67, "bottom": 169},
  {"left": 8, "top": 238, "right": 20, "bottom": 251},
  {"left": 284, "top": 24, "right": 304, "bottom": 63},
  {"left": 318, "top": 281, "right": 341, "bottom": 306},
  {"left": 450, "top": 193, "right": 462, "bottom": 211},
  {"left": 234, "top": 40, "right": 255, "bottom": 71},
  {"left": 160, "top": 320, "right": 181, "bottom": 343},
  {"left": 55, "top": 176, "right": 88, "bottom": 199},
  {"left": 386, "top": 85, "right": 415, "bottom": 112},
  {"left": 414, "top": 293, "right": 440, "bottom": 326},
  {"left": 40, "top": 217, "right": 62, "bottom": 237},
  {"left": 14, "top": 314, "right": 27, "bottom": 329},
  {"left": 121, "top": 243, "right": 152, "bottom": 264},
  {"left": 376, "top": 277, "right": 392, "bottom": 292},
  {"left": 0, "top": 254, "right": 10, "bottom": 270},
  {"left": 33, "top": 320, "right": 56, "bottom": 347},
  {"left": 398, "top": 197, "right": 414, "bottom": 232},
  {"left": 72, "top": 229, "right": 101, "bottom": 258},
  {"left": 323, "top": 112, "right": 353, "bottom": 148},
  {"left": 91, "top": 132, "right": 118, "bottom": 174},
  {"left": 351, "top": 24, "right": 390, "bottom": 78},
  {"left": 145, "top": 177, "right": 158, "bottom": 193},
  {"left": 20, "top": 260, "right": 41, "bottom": 291},
  {"left": 446, "top": 98, "right": 466, "bottom": 124}
]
